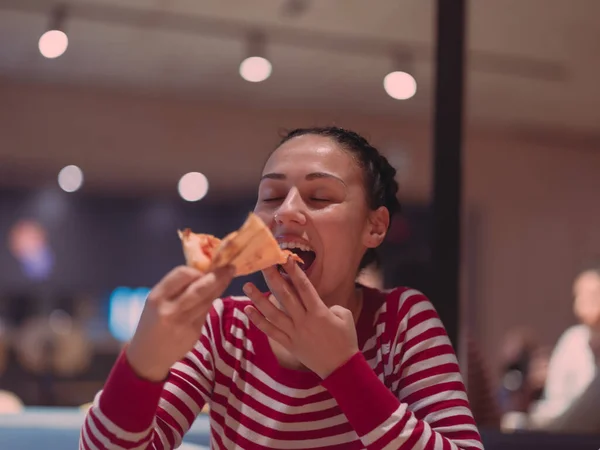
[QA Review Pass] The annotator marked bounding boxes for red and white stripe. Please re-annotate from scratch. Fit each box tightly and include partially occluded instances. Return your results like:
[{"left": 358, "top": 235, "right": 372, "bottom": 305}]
[{"left": 80, "top": 287, "right": 483, "bottom": 449}]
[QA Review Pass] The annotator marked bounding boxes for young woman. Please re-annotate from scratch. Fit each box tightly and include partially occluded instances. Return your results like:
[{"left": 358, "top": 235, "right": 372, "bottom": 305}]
[{"left": 80, "top": 127, "right": 482, "bottom": 449}]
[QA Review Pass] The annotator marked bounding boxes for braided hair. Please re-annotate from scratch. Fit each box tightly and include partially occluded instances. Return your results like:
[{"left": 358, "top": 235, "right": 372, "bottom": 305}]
[{"left": 276, "top": 126, "right": 401, "bottom": 270}]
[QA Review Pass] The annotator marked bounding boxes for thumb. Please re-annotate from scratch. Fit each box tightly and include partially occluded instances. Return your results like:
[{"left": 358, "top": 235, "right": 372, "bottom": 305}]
[{"left": 330, "top": 305, "right": 353, "bottom": 323}]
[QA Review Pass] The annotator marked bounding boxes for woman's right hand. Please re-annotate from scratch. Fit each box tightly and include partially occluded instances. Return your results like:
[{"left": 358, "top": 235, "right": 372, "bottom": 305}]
[{"left": 126, "top": 265, "right": 235, "bottom": 382}]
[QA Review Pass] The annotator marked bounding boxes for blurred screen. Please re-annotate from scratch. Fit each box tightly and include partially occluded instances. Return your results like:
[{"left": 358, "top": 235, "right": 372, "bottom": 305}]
[{"left": 108, "top": 287, "right": 150, "bottom": 343}]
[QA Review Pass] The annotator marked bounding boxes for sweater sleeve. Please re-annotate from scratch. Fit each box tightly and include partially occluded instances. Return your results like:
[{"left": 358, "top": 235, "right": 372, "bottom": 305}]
[
  {"left": 321, "top": 289, "right": 483, "bottom": 450},
  {"left": 79, "top": 300, "right": 223, "bottom": 450}
]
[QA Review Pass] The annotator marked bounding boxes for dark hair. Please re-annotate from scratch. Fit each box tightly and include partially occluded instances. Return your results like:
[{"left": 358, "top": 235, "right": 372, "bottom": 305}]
[
  {"left": 275, "top": 126, "right": 401, "bottom": 270},
  {"left": 577, "top": 257, "right": 600, "bottom": 278}
]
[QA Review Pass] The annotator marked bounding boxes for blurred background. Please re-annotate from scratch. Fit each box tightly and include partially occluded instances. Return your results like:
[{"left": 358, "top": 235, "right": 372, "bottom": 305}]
[{"left": 1, "top": 0, "right": 600, "bottom": 443}]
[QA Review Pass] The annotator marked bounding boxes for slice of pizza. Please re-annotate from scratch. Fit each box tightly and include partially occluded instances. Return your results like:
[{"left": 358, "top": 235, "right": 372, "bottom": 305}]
[
  {"left": 178, "top": 213, "right": 302, "bottom": 276},
  {"left": 177, "top": 229, "right": 221, "bottom": 272}
]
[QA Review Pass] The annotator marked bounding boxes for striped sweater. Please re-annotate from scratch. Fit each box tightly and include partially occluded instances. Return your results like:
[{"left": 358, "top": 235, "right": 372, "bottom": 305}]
[{"left": 80, "top": 286, "right": 483, "bottom": 449}]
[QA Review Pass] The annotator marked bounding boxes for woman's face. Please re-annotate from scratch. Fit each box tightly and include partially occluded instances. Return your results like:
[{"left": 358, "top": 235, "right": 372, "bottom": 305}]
[
  {"left": 573, "top": 270, "right": 600, "bottom": 327},
  {"left": 253, "top": 134, "right": 388, "bottom": 298}
]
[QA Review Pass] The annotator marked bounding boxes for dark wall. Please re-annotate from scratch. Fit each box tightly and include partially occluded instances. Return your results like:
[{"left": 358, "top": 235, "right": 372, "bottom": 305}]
[
  {"left": 0, "top": 187, "right": 436, "bottom": 406},
  {"left": 0, "top": 187, "right": 432, "bottom": 321}
]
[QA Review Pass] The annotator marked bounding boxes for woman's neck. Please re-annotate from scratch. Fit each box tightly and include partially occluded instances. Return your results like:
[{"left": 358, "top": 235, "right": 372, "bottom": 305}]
[{"left": 321, "top": 280, "right": 364, "bottom": 323}]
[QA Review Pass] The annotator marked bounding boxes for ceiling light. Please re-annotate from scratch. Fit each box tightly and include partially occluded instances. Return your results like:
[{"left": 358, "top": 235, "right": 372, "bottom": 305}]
[
  {"left": 39, "top": 5, "right": 69, "bottom": 59},
  {"left": 383, "top": 71, "right": 417, "bottom": 100},
  {"left": 178, "top": 172, "right": 209, "bottom": 202},
  {"left": 239, "top": 32, "right": 272, "bottom": 83},
  {"left": 58, "top": 165, "right": 83, "bottom": 192},
  {"left": 39, "top": 30, "right": 68, "bottom": 59},
  {"left": 239, "top": 56, "right": 272, "bottom": 83}
]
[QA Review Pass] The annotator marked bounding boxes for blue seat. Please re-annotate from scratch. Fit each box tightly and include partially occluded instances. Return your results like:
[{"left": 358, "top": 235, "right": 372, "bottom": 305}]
[{"left": 0, "top": 407, "right": 211, "bottom": 450}]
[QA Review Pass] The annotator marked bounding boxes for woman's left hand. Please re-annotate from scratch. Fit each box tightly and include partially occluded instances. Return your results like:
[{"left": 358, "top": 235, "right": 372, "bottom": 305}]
[{"left": 243, "top": 257, "right": 359, "bottom": 379}]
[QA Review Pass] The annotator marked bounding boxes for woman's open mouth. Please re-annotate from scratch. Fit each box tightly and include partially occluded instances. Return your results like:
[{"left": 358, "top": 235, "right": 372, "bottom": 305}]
[{"left": 278, "top": 241, "right": 316, "bottom": 274}]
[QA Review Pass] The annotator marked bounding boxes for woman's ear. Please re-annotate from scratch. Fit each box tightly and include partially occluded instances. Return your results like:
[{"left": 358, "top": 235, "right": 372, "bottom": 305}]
[{"left": 363, "top": 206, "right": 390, "bottom": 249}]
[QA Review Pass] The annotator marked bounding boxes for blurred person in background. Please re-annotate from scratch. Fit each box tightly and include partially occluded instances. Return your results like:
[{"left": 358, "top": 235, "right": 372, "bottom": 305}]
[
  {"left": 530, "top": 259, "right": 600, "bottom": 428},
  {"left": 496, "top": 327, "right": 550, "bottom": 430},
  {"left": 80, "top": 127, "right": 482, "bottom": 449},
  {"left": 0, "top": 390, "right": 23, "bottom": 414},
  {"left": 497, "top": 328, "right": 547, "bottom": 414},
  {"left": 355, "top": 262, "right": 384, "bottom": 290}
]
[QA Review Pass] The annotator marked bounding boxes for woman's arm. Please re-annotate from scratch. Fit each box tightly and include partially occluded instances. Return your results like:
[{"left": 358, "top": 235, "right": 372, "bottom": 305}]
[
  {"left": 321, "top": 290, "right": 482, "bottom": 450},
  {"left": 79, "top": 303, "right": 220, "bottom": 450}
]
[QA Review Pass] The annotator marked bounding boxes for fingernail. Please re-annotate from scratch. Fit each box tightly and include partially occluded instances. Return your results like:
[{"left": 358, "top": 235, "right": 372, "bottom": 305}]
[{"left": 243, "top": 283, "right": 253, "bottom": 296}]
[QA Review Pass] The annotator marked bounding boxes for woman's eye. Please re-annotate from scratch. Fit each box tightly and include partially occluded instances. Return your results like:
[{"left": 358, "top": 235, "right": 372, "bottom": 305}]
[
  {"left": 310, "top": 198, "right": 331, "bottom": 203},
  {"left": 262, "top": 197, "right": 283, "bottom": 203}
]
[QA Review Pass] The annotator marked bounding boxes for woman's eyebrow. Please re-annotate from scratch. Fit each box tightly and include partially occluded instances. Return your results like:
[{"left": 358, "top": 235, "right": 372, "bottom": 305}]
[{"left": 260, "top": 172, "right": 346, "bottom": 186}]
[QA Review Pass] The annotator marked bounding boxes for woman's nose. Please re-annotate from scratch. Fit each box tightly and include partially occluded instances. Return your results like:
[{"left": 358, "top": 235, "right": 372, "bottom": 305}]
[{"left": 274, "top": 191, "right": 306, "bottom": 226}]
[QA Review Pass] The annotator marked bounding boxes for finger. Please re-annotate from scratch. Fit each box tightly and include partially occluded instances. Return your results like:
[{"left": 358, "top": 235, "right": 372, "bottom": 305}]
[
  {"left": 330, "top": 305, "right": 354, "bottom": 323},
  {"left": 243, "top": 283, "right": 294, "bottom": 333},
  {"left": 154, "top": 266, "right": 203, "bottom": 300},
  {"left": 179, "top": 266, "right": 235, "bottom": 315},
  {"left": 244, "top": 305, "right": 292, "bottom": 349},
  {"left": 261, "top": 266, "right": 306, "bottom": 319},
  {"left": 281, "top": 257, "right": 323, "bottom": 312}
]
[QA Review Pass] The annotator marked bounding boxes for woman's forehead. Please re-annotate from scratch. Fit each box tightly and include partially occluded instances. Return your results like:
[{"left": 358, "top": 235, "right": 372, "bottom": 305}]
[{"left": 263, "top": 135, "right": 361, "bottom": 179}]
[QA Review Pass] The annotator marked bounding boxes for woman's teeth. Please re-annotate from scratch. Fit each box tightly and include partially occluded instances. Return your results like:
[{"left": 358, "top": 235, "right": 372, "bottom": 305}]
[
  {"left": 278, "top": 242, "right": 313, "bottom": 252},
  {"left": 277, "top": 241, "right": 316, "bottom": 273}
]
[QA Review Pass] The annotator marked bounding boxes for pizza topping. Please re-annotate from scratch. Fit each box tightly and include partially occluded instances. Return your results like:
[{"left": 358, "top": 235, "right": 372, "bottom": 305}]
[{"left": 178, "top": 229, "right": 221, "bottom": 272}]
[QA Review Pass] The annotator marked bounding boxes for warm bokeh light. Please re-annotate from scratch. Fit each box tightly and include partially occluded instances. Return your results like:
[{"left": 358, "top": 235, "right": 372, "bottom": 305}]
[
  {"left": 239, "top": 56, "right": 272, "bottom": 82},
  {"left": 38, "top": 30, "right": 69, "bottom": 59},
  {"left": 178, "top": 172, "right": 209, "bottom": 201},
  {"left": 383, "top": 71, "right": 417, "bottom": 100},
  {"left": 58, "top": 165, "right": 83, "bottom": 192}
]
